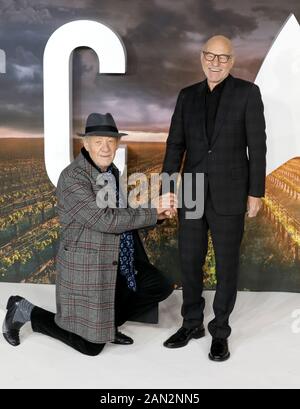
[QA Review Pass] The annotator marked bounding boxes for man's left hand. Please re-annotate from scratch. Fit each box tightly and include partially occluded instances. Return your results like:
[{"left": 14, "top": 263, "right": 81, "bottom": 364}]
[{"left": 247, "top": 196, "right": 263, "bottom": 218}]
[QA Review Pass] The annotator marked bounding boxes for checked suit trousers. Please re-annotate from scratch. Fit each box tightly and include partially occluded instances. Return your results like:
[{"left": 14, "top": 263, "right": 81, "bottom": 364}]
[{"left": 179, "top": 178, "right": 245, "bottom": 339}]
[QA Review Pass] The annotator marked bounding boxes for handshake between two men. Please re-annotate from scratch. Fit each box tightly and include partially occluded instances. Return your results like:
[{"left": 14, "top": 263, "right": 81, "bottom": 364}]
[
  {"left": 153, "top": 193, "right": 263, "bottom": 221},
  {"left": 153, "top": 193, "right": 178, "bottom": 221}
]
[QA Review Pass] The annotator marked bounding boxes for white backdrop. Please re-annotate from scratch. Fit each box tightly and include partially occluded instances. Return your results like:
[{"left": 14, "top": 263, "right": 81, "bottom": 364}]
[{"left": 256, "top": 14, "right": 300, "bottom": 175}]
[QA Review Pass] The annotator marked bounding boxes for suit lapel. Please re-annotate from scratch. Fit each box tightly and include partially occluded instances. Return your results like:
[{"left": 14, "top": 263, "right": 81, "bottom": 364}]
[
  {"left": 78, "top": 149, "right": 100, "bottom": 181},
  {"left": 112, "top": 163, "right": 120, "bottom": 189},
  {"left": 210, "top": 74, "right": 235, "bottom": 148}
]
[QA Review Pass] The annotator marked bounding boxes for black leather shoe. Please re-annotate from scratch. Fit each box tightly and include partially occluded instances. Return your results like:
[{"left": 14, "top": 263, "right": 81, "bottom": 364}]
[
  {"left": 163, "top": 325, "right": 205, "bottom": 348},
  {"left": 209, "top": 338, "right": 230, "bottom": 362},
  {"left": 2, "top": 296, "right": 26, "bottom": 347},
  {"left": 111, "top": 330, "right": 134, "bottom": 345}
]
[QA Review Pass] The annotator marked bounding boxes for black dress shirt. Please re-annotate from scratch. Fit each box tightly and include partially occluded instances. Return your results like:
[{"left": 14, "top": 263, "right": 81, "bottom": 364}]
[{"left": 204, "top": 76, "right": 228, "bottom": 147}]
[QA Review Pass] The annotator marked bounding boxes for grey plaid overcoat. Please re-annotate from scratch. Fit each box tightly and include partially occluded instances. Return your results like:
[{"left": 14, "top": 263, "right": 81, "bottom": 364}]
[{"left": 54, "top": 150, "right": 157, "bottom": 343}]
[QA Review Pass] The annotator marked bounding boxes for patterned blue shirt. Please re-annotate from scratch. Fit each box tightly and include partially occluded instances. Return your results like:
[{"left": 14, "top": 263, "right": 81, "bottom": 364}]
[{"left": 102, "top": 166, "right": 137, "bottom": 292}]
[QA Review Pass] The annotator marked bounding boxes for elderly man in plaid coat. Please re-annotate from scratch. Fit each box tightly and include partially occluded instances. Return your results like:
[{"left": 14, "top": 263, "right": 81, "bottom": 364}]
[
  {"left": 3, "top": 113, "right": 175, "bottom": 356},
  {"left": 162, "top": 36, "right": 267, "bottom": 361}
]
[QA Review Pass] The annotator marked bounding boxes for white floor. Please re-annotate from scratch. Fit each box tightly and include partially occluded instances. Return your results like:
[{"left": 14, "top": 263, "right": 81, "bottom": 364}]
[{"left": 0, "top": 283, "right": 300, "bottom": 389}]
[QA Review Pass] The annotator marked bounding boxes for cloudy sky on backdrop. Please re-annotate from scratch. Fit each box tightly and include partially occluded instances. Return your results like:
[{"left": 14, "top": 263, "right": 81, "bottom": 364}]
[{"left": 0, "top": 0, "right": 300, "bottom": 136}]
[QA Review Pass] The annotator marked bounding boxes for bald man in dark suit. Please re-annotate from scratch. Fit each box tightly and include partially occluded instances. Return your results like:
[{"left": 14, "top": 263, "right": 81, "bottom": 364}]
[{"left": 162, "top": 35, "right": 267, "bottom": 361}]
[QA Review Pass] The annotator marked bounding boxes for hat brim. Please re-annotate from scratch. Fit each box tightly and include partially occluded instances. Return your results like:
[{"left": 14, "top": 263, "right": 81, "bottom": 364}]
[{"left": 77, "top": 131, "right": 127, "bottom": 137}]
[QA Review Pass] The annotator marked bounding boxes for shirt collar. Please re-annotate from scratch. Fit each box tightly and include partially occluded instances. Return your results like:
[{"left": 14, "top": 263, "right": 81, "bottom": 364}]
[{"left": 205, "top": 74, "right": 229, "bottom": 94}]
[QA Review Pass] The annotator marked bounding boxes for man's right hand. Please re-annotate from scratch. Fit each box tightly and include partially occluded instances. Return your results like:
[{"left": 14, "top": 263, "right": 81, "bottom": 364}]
[{"left": 154, "top": 193, "right": 178, "bottom": 220}]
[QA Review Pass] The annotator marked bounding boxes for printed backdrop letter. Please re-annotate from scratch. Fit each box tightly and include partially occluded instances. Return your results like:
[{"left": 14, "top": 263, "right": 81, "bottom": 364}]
[{"left": 43, "top": 20, "right": 127, "bottom": 186}]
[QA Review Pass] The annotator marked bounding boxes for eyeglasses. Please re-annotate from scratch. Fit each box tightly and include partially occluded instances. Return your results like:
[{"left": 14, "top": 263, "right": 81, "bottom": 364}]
[{"left": 202, "top": 51, "right": 232, "bottom": 64}]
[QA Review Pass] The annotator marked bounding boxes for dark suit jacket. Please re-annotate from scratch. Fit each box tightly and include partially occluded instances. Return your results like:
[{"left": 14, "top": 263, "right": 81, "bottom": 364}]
[{"left": 162, "top": 74, "right": 267, "bottom": 215}]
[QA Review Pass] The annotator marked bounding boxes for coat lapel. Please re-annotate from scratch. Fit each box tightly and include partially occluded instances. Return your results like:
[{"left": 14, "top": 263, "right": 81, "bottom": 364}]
[
  {"left": 76, "top": 148, "right": 99, "bottom": 181},
  {"left": 210, "top": 74, "right": 235, "bottom": 148}
]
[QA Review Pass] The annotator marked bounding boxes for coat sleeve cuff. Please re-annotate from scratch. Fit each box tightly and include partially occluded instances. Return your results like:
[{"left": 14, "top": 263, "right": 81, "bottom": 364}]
[{"left": 147, "top": 207, "right": 158, "bottom": 226}]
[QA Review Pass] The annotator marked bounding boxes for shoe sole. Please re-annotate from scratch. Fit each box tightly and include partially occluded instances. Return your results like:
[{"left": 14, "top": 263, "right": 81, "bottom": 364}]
[
  {"left": 2, "top": 298, "right": 10, "bottom": 335},
  {"left": 208, "top": 352, "right": 230, "bottom": 362},
  {"left": 163, "top": 329, "right": 205, "bottom": 349},
  {"left": 2, "top": 296, "right": 21, "bottom": 347},
  {"left": 2, "top": 331, "right": 20, "bottom": 347},
  {"left": 6, "top": 296, "right": 17, "bottom": 310},
  {"left": 2, "top": 319, "right": 7, "bottom": 336}
]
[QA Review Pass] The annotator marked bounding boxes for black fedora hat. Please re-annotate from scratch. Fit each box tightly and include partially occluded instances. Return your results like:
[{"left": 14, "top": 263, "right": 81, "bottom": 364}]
[{"left": 77, "top": 112, "right": 127, "bottom": 137}]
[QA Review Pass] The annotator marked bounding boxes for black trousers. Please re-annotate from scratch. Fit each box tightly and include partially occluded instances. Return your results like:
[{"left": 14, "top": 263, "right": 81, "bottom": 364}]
[
  {"left": 179, "top": 180, "right": 245, "bottom": 339},
  {"left": 31, "top": 263, "right": 173, "bottom": 356}
]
